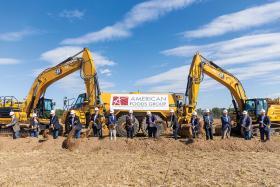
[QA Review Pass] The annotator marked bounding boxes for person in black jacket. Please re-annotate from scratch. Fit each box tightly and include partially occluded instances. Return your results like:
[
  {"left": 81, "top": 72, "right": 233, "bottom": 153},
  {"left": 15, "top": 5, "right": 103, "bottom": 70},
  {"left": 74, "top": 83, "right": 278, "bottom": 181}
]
[
  {"left": 203, "top": 109, "right": 214, "bottom": 140},
  {"left": 50, "top": 110, "right": 61, "bottom": 139},
  {"left": 67, "top": 110, "right": 83, "bottom": 138},
  {"left": 91, "top": 107, "right": 103, "bottom": 138},
  {"left": 240, "top": 111, "right": 252, "bottom": 140},
  {"left": 146, "top": 111, "right": 157, "bottom": 138},
  {"left": 169, "top": 109, "right": 179, "bottom": 140},
  {"left": 257, "top": 109, "right": 271, "bottom": 141},
  {"left": 125, "top": 109, "right": 135, "bottom": 139}
]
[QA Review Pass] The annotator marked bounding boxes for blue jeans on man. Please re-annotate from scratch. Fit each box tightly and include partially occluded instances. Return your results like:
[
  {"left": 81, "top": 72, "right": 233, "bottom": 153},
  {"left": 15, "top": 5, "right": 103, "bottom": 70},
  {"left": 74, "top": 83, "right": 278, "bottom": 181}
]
[
  {"left": 30, "top": 130, "right": 38, "bottom": 138},
  {"left": 260, "top": 128, "right": 270, "bottom": 141},
  {"left": 53, "top": 129, "right": 59, "bottom": 139},
  {"left": 13, "top": 131, "right": 20, "bottom": 139},
  {"left": 244, "top": 130, "right": 251, "bottom": 140},
  {"left": 75, "top": 129, "right": 81, "bottom": 139}
]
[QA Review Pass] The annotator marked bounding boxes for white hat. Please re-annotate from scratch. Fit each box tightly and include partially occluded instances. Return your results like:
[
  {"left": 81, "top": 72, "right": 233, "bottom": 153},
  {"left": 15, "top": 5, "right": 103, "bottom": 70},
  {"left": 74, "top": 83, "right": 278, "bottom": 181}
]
[
  {"left": 70, "top": 110, "right": 75, "bottom": 115},
  {"left": 129, "top": 109, "right": 133, "bottom": 114},
  {"left": 205, "top": 109, "right": 210, "bottom": 113},
  {"left": 50, "top": 110, "right": 55, "bottom": 115},
  {"left": 94, "top": 107, "right": 99, "bottom": 111},
  {"left": 192, "top": 111, "right": 197, "bottom": 116},
  {"left": 147, "top": 111, "right": 151, "bottom": 115},
  {"left": 110, "top": 109, "right": 114, "bottom": 114},
  {"left": 9, "top": 111, "right": 15, "bottom": 116},
  {"left": 261, "top": 109, "right": 266, "bottom": 113},
  {"left": 170, "top": 109, "right": 174, "bottom": 113},
  {"left": 243, "top": 110, "right": 248, "bottom": 115},
  {"left": 223, "top": 109, "right": 228, "bottom": 114},
  {"left": 32, "top": 113, "right": 37, "bottom": 117}
]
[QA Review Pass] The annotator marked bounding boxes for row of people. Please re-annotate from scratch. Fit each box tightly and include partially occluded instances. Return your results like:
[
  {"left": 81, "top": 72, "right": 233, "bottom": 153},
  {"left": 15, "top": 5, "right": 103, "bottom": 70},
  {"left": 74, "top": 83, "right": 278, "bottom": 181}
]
[{"left": 5, "top": 108, "right": 271, "bottom": 142}]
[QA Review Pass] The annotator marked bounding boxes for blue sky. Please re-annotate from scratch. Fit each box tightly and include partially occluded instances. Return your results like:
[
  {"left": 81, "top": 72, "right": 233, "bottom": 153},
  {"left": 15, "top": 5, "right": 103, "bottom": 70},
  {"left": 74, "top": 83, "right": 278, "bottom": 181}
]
[{"left": 1, "top": 0, "right": 280, "bottom": 109}]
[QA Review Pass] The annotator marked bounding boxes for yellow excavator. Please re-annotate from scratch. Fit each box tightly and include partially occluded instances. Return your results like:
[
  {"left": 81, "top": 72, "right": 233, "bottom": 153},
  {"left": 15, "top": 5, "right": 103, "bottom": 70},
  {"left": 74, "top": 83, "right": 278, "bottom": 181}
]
[
  {"left": 183, "top": 52, "right": 280, "bottom": 129},
  {"left": 0, "top": 48, "right": 101, "bottom": 133}
]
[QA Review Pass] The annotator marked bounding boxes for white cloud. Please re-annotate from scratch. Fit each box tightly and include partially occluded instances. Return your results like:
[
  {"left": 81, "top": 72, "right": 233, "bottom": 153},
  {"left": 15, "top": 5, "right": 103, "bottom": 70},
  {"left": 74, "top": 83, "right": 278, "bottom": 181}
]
[
  {"left": 100, "top": 68, "right": 112, "bottom": 76},
  {"left": 40, "top": 46, "right": 115, "bottom": 66},
  {"left": 0, "top": 58, "right": 20, "bottom": 65},
  {"left": 162, "top": 32, "right": 280, "bottom": 66},
  {"left": 0, "top": 28, "right": 38, "bottom": 41},
  {"left": 59, "top": 9, "right": 85, "bottom": 20},
  {"left": 184, "top": 1, "right": 280, "bottom": 38},
  {"left": 61, "top": 0, "right": 195, "bottom": 45}
]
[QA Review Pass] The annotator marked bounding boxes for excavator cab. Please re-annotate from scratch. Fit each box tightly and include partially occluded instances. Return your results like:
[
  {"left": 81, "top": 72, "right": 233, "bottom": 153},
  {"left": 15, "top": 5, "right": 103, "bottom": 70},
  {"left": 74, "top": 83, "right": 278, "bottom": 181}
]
[
  {"left": 35, "top": 97, "right": 54, "bottom": 119},
  {"left": 244, "top": 98, "right": 268, "bottom": 121}
]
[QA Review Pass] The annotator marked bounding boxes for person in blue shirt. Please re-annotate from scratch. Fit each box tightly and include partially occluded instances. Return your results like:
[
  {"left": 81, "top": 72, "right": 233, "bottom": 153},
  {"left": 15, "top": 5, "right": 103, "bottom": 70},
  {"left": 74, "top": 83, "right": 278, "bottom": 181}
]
[
  {"left": 257, "top": 109, "right": 271, "bottom": 142},
  {"left": 221, "top": 109, "right": 231, "bottom": 139},
  {"left": 203, "top": 109, "right": 214, "bottom": 140},
  {"left": 108, "top": 109, "right": 117, "bottom": 141},
  {"left": 191, "top": 111, "right": 200, "bottom": 139},
  {"left": 240, "top": 110, "right": 252, "bottom": 140}
]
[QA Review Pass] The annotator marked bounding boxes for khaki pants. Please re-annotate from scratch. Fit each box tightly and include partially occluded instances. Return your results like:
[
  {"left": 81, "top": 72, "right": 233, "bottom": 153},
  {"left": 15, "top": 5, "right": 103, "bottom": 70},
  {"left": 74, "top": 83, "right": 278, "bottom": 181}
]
[
  {"left": 110, "top": 129, "right": 116, "bottom": 140},
  {"left": 222, "top": 128, "right": 230, "bottom": 139}
]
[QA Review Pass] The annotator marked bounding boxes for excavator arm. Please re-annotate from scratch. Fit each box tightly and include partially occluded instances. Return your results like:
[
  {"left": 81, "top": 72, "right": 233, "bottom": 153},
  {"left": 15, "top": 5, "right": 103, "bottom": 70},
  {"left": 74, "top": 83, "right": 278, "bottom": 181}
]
[
  {"left": 23, "top": 48, "right": 101, "bottom": 117},
  {"left": 185, "top": 53, "right": 247, "bottom": 119}
]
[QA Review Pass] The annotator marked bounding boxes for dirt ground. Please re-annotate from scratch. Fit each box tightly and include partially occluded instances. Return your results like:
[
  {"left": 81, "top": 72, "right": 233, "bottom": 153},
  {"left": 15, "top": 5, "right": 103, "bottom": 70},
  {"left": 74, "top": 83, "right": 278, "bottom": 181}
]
[{"left": 0, "top": 133, "right": 280, "bottom": 187}]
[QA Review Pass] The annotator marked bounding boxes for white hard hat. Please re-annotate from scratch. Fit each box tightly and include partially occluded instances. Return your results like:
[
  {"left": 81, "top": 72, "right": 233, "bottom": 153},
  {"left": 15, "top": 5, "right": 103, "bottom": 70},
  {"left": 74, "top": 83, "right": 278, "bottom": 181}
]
[
  {"left": 32, "top": 113, "right": 37, "bottom": 117},
  {"left": 147, "top": 111, "right": 151, "bottom": 115},
  {"left": 170, "top": 109, "right": 174, "bottom": 113},
  {"left": 261, "top": 109, "right": 266, "bottom": 113},
  {"left": 110, "top": 109, "right": 114, "bottom": 114},
  {"left": 50, "top": 110, "right": 55, "bottom": 115},
  {"left": 192, "top": 111, "right": 197, "bottom": 116},
  {"left": 129, "top": 109, "right": 133, "bottom": 114},
  {"left": 223, "top": 109, "right": 228, "bottom": 114},
  {"left": 243, "top": 110, "right": 248, "bottom": 115},
  {"left": 205, "top": 109, "right": 210, "bottom": 113},
  {"left": 70, "top": 110, "right": 75, "bottom": 115},
  {"left": 9, "top": 111, "right": 15, "bottom": 116},
  {"left": 94, "top": 107, "right": 99, "bottom": 111}
]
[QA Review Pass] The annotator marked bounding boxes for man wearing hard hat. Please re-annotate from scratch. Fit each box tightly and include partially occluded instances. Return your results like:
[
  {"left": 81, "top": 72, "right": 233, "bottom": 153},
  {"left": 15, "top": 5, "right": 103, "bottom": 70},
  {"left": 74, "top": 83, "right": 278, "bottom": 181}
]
[
  {"left": 221, "top": 109, "right": 231, "bottom": 139},
  {"left": 191, "top": 111, "right": 200, "bottom": 138},
  {"left": 50, "top": 110, "right": 61, "bottom": 139},
  {"left": 6, "top": 111, "right": 20, "bottom": 139},
  {"left": 29, "top": 113, "right": 40, "bottom": 138},
  {"left": 66, "top": 110, "right": 82, "bottom": 138},
  {"left": 146, "top": 111, "right": 157, "bottom": 138},
  {"left": 125, "top": 109, "right": 136, "bottom": 139},
  {"left": 108, "top": 109, "right": 117, "bottom": 141},
  {"left": 240, "top": 110, "right": 252, "bottom": 140},
  {"left": 203, "top": 109, "right": 214, "bottom": 140},
  {"left": 257, "top": 109, "right": 271, "bottom": 141},
  {"left": 169, "top": 109, "right": 179, "bottom": 140},
  {"left": 91, "top": 107, "right": 103, "bottom": 138}
]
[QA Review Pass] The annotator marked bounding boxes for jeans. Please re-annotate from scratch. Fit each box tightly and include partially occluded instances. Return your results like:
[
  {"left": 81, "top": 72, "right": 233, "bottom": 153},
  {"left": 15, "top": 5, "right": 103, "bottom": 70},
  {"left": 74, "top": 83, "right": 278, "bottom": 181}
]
[
  {"left": 13, "top": 131, "right": 20, "bottom": 139},
  {"left": 110, "top": 129, "right": 117, "bottom": 140},
  {"left": 53, "top": 129, "right": 59, "bottom": 139},
  {"left": 260, "top": 128, "right": 270, "bottom": 141},
  {"left": 205, "top": 127, "right": 213, "bottom": 140},
  {"left": 127, "top": 127, "right": 134, "bottom": 139},
  {"left": 173, "top": 127, "right": 179, "bottom": 140},
  {"left": 244, "top": 131, "right": 251, "bottom": 140},
  {"left": 75, "top": 129, "right": 81, "bottom": 139},
  {"left": 96, "top": 128, "right": 103, "bottom": 138},
  {"left": 30, "top": 130, "right": 38, "bottom": 138},
  {"left": 148, "top": 127, "right": 157, "bottom": 138}
]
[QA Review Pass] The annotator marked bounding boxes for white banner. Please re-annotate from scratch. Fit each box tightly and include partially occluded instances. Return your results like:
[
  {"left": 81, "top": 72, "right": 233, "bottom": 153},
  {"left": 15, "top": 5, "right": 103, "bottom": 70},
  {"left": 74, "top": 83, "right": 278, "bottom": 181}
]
[{"left": 110, "top": 94, "right": 169, "bottom": 111}]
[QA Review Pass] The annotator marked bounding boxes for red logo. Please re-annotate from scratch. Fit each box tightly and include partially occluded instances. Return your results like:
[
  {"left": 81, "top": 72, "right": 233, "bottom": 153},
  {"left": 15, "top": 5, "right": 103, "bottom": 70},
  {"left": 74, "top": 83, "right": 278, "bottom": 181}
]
[{"left": 112, "top": 96, "right": 129, "bottom": 106}]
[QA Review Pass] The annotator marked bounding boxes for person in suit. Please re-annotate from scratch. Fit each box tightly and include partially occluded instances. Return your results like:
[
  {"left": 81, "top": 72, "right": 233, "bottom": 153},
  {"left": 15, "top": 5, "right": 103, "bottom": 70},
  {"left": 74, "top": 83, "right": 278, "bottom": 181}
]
[
  {"left": 6, "top": 111, "right": 20, "bottom": 139},
  {"left": 91, "top": 107, "right": 103, "bottom": 138},
  {"left": 240, "top": 110, "right": 252, "bottom": 140},
  {"left": 257, "top": 109, "right": 271, "bottom": 141},
  {"left": 191, "top": 111, "right": 200, "bottom": 138},
  {"left": 146, "top": 111, "right": 157, "bottom": 138},
  {"left": 67, "top": 110, "right": 82, "bottom": 138},
  {"left": 169, "top": 109, "right": 180, "bottom": 140},
  {"left": 50, "top": 110, "right": 61, "bottom": 139},
  {"left": 203, "top": 109, "right": 214, "bottom": 140},
  {"left": 108, "top": 109, "right": 117, "bottom": 141},
  {"left": 221, "top": 109, "right": 231, "bottom": 139},
  {"left": 29, "top": 113, "right": 39, "bottom": 138},
  {"left": 126, "top": 109, "right": 135, "bottom": 139}
]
